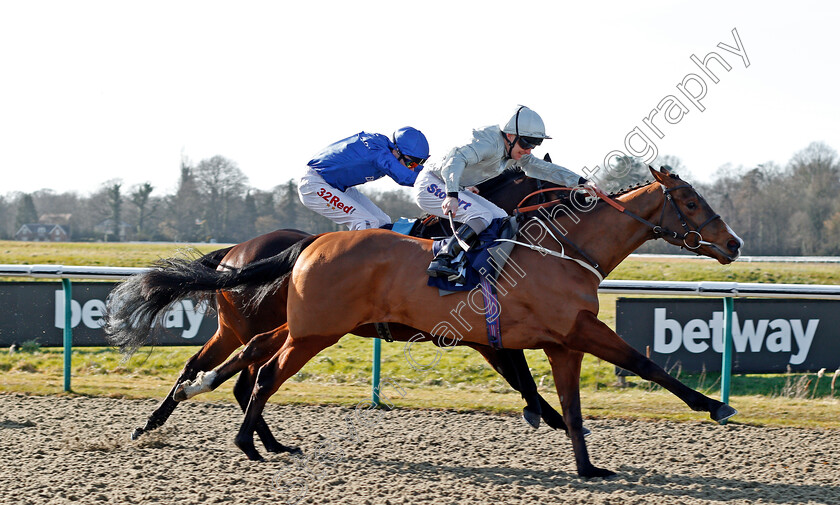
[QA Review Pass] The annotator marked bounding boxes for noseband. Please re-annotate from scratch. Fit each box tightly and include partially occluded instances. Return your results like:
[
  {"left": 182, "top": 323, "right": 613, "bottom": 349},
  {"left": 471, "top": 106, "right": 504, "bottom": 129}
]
[{"left": 655, "top": 184, "right": 721, "bottom": 250}]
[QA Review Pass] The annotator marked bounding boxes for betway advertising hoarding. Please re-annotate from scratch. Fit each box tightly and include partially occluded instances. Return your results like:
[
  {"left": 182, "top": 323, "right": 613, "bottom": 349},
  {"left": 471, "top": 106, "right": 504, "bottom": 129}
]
[
  {"left": 615, "top": 298, "right": 840, "bottom": 374},
  {"left": 0, "top": 282, "right": 216, "bottom": 346}
]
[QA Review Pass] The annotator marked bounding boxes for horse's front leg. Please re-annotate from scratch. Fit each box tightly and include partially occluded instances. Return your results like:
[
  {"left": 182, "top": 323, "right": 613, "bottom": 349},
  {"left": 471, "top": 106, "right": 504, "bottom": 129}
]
[
  {"left": 544, "top": 344, "right": 614, "bottom": 478},
  {"left": 566, "top": 310, "right": 736, "bottom": 423},
  {"left": 131, "top": 329, "right": 239, "bottom": 440}
]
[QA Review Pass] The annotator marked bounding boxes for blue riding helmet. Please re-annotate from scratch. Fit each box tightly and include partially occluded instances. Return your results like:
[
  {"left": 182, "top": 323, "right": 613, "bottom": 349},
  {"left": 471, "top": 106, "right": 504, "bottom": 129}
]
[{"left": 392, "top": 127, "right": 430, "bottom": 164}]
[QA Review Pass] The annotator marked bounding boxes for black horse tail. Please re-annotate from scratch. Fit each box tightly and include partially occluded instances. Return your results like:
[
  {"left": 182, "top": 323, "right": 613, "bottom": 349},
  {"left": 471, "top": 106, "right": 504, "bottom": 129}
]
[
  {"left": 103, "top": 234, "right": 320, "bottom": 357},
  {"left": 197, "top": 245, "right": 234, "bottom": 270}
]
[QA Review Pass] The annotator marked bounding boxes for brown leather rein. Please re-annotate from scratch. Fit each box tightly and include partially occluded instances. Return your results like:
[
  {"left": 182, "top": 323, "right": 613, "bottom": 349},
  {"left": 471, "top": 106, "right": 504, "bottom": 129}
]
[
  {"left": 514, "top": 186, "right": 626, "bottom": 214},
  {"left": 512, "top": 183, "right": 723, "bottom": 264}
]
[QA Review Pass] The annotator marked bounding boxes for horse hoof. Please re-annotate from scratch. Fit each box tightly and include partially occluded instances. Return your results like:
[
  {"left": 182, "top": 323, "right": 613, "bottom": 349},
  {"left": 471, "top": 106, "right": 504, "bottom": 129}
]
[
  {"left": 242, "top": 448, "right": 264, "bottom": 462},
  {"left": 235, "top": 439, "right": 264, "bottom": 461},
  {"left": 172, "top": 387, "right": 187, "bottom": 402},
  {"left": 565, "top": 426, "right": 592, "bottom": 438},
  {"left": 578, "top": 466, "right": 616, "bottom": 479},
  {"left": 265, "top": 443, "right": 302, "bottom": 455},
  {"left": 130, "top": 428, "right": 144, "bottom": 441},
  {"left": 522, "top": 407, "right": 541, "bottom": 429},
  {"left": 712, "top": 403, "right": 738, "bottom": 423}
]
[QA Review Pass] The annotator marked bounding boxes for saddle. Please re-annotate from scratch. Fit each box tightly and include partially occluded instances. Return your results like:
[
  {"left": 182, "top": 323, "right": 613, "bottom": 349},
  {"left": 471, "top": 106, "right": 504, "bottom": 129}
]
[
  {"left": 426, "top": 216, "right": 519, "bottom": 293},
  {"left": 375, "top": 216, "right": 518, "bottom": 349}
]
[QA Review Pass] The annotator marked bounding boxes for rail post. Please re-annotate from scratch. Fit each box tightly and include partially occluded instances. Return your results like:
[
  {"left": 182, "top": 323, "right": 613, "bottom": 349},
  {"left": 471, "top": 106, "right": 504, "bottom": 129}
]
[
  {"left": 719, "top": 296, "right": 735, "bottom": 423},
  {"left": 61, "top": 278, "right": 73, "bottom": 392},
  {"left": 371, "top": 338, "right": 382, "bottom": 406}
]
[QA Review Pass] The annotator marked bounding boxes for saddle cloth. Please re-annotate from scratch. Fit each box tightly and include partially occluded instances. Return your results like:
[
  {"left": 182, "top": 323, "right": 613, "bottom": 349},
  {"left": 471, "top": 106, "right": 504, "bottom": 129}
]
[{"left": 427, "top": 216, "right": 519, "bottom": 293}]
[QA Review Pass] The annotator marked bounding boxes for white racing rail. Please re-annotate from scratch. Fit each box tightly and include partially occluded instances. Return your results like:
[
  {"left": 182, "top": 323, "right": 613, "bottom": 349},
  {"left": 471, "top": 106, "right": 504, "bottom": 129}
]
[
  {"left": 0, "top": 264, "right": 145, "bottom": 280},
  {"left": 4, "top": 264, "right": 840, "bottom": 299}
]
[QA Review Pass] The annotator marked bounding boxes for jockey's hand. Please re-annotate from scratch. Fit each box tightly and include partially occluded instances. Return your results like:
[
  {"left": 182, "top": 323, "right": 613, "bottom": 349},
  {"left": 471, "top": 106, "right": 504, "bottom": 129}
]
[
  {"left": 465, "top": 186, "right": 479, "bottom": 194},
  {"left": 442, "top": 196, "right": 459, "bottom": 217}
]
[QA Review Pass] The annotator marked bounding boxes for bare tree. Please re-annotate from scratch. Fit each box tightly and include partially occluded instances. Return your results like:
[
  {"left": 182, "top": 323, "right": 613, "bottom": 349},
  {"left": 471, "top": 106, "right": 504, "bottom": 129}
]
[
  {"left": 600, "top": 155, "right": 648, "bottom": 193},
  {"left": 786, "top": 142, "right": 840, "bottom": 254},
  {"left": 655, "top": 154, "right": 693, "bottom": 180},
  {"left": 105, "top": 182, "right": 123, "bottom": 241},
  {"left": 193, "top": 155, "right": 248, "bottom": 241},
  {"left": 363, "top": 187, "right": 421, "bottom": 223},
  {"left": 129, "top": 183, "right": 156, "bottom": 238},
  {"left": 161, "top": 157, "right": 203, "bottom": 241},
  {"left": 14, "top": 193, "right": 39, "bottom": 230},
  {"left": 0, "top": 196, "right": 12, "bottom": 238}
]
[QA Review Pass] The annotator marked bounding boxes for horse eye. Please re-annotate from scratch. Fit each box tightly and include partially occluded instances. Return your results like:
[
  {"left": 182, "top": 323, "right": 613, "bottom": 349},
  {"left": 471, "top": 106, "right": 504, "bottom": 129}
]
[{"left": 687, "top": 201, "right": 697, "bottom": 210}]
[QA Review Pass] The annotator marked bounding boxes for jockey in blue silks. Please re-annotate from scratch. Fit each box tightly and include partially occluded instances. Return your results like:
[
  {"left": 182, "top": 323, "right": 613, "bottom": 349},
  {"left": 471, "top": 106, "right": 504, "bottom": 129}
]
[{"left": 299, "top": 127, "right": 430, "bottom": 230}]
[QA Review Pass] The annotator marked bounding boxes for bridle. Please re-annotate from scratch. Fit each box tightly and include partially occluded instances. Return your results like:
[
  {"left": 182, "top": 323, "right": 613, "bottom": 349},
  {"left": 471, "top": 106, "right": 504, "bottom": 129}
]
[
  {"left": 513, "top": 181, "right": 723, "bottom": 257},
  {"left": 652, "top": 184, "right": 721, "bottom": 249},
  {"left": 594, "top": 183, "right": 721, "bottom": 250}
]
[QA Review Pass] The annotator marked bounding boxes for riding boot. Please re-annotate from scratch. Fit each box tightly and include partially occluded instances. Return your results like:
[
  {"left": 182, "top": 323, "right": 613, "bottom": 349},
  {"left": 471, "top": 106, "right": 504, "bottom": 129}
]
[{"left": 426, "top": 224, "right": 479, "bottom": 283}]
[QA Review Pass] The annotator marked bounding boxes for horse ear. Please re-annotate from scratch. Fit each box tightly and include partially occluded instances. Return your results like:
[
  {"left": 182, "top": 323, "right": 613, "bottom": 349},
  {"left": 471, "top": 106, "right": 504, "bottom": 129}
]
[
  {"left": 660, "top": 165, "right": 672, "bottom": 175},
  {"left": 543, "top": 153, "right": 552, "bottom": 163},
  {"left": 649, "top": 165, "right": 666, "bottom": 183}
]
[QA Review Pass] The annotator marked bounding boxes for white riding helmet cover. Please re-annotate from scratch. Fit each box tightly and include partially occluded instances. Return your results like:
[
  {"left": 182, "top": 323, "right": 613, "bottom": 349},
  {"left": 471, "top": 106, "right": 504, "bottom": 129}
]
[{"left": 501, "top": 105, "right": 552, "bottom": 139}]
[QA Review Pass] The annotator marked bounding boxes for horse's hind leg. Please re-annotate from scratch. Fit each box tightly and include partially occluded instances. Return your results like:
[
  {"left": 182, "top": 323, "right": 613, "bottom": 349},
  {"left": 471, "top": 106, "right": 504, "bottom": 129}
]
[
  {"left": 228, "top": 325, "right": 299, "bottom": 453},
  {"left": 235, "top": 334, "right": 343, "bottom": 461},
  {"left": 172, "top": 324, "right": 298, "bottom": 454},
  {"left": 233, "top": 365, "right": 300, "bottom": 454},
  {"left": 131, "top": 328, "right": 240, "bottom": 440},
  {"left": 475, "top": 346, "right": 564, "bottom": 431},
  {"left": 544, "top": 344, "right": 613, "bottom": 478},
  {"left": 567, "top": 311, "right": 736, "bottom": 422},
  {"left": 174, "top": 325, "right": 288, "bottom": 401}
]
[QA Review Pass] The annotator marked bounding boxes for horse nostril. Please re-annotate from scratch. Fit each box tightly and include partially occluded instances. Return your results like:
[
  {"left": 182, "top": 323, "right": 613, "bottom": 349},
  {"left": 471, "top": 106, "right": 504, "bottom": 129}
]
[{"left": 727, "top": 239, "right": 740, "bottom": 252}]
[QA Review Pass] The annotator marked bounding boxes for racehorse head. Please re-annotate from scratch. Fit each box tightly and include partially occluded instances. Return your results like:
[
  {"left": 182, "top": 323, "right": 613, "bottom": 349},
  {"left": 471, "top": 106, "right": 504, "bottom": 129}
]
[{"left": 649, "top": 166, "right": 743, "bottom": 264}]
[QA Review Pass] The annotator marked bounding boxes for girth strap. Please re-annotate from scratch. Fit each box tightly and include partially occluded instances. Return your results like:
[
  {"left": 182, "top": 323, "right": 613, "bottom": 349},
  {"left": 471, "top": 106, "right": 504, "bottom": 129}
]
[
  {"left": 479, "top": 277, "right": 503, "bottom": 349},
  {"left": 373, "top": 322, "right": 394, "bottom": 342}
]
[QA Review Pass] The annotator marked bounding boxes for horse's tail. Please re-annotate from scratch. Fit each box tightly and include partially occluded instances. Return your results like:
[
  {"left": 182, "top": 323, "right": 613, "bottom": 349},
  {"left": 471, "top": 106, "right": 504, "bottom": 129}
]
[
  {"left": 197, "top": 245, "right": 234, "bottom": 270},
  {"left": 103, "top": 234, "right": 320, "bottom": 357}
]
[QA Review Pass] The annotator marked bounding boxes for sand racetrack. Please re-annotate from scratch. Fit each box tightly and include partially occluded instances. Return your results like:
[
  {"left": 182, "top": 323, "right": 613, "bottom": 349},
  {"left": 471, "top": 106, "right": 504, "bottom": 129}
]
[{"left": 1, "top": 393, "right": 838, "bottom": 505}]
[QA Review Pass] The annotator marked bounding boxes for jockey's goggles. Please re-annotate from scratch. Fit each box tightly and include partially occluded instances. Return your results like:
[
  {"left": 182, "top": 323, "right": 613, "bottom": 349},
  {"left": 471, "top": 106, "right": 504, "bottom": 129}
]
[
  {"left": 399, "top": 152, "right": 428, "bottom": 169},
  {"left": 517, "top": 136, "right": 544, "bottom": 150}
]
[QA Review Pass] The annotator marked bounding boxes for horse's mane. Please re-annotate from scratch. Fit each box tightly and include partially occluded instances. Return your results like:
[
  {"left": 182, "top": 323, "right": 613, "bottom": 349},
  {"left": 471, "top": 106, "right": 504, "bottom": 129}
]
[
  {"left": 517, "top": 177, "right": 667, "bottom": 219},
  {"left": 475, "top": 167, "right": 528, "bottom": 196},
  {"left": 606, "top": 170, "right": 684, "bottom": 199},
  {"left": 607, "top": 181, "right": 654, "bottom": 199}
]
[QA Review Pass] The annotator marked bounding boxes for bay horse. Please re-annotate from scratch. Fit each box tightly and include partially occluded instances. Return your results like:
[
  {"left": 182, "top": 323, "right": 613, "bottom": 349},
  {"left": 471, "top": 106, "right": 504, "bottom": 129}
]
[
  {"left": 162, "top": 166, "right": 741, "bottom": 477},
  {"left": 106, "top": 164, "right": 575, "bottom": 450}
]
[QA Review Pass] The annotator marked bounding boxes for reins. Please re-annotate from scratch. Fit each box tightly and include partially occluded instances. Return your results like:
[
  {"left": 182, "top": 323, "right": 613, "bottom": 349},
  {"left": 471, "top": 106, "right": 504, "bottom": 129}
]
[
  {"left": 514, "top": 187, "right": 571, "bottom": 214},
  {"left": 509, "top": 186, "right": 607, "bottom": 280},
  {"left": 592, "top": 185, "right": 721, "bottom": 250},
  {"left": 507, "top": 181, "right": 723, "bottom": 279}
]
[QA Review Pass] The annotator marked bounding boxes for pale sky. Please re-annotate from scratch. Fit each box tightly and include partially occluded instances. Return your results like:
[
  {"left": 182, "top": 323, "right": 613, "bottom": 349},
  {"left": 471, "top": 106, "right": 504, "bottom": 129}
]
[{"left": 1, "top": 1, "right": 838, "bottom": 196}]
